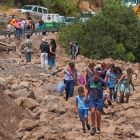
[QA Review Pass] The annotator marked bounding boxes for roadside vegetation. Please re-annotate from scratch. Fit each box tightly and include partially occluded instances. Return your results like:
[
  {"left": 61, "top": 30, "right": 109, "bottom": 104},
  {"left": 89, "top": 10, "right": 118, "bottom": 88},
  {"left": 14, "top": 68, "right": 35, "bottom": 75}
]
[{"left": 59, "top": 0, "right": 140, "bottom": 62}]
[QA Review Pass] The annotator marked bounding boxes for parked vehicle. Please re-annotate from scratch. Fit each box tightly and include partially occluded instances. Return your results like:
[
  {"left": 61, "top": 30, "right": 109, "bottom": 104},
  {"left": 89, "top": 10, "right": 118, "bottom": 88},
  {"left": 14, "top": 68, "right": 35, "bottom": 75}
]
[
  {"left": 14, "top": 5, "right": 48, "bottom": 16},
  {"left": 65, "top": 17, "right": 75, "bottom": 26},
  {"left": 42, "top": 14, "right": 62, "bottom": 28},
  {"left": 124, "top": 0, "right": 140, "bottom": 16},
  {"left": 60, "top": 16, "right": 65, "bottom": 22}
]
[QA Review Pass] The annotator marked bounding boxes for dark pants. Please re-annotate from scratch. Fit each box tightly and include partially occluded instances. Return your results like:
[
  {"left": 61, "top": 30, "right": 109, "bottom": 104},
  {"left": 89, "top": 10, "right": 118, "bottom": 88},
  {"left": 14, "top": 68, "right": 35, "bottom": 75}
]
[
  {"left": 64, "top": 80, "right": 74, "bottom": 101},
  {"left": 16, "top": 28, "right": 20, "bottom": 39},
  {"left": 25, "top": 52, "right": 31, "bottom": 62}
]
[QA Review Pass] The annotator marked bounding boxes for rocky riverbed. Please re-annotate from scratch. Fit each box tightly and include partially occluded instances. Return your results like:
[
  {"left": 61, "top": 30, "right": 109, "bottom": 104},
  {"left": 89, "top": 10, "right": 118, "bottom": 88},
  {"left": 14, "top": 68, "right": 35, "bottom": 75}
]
[{"left": 0, "top": 33, "right": 140, "bottom": 140}]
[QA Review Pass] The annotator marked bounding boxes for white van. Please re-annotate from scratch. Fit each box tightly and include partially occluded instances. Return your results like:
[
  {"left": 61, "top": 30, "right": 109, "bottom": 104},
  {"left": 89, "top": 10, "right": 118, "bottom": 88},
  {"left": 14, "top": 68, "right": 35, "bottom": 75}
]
[{"left": 14, "top": 5, "right": 48, "bottom": 16}]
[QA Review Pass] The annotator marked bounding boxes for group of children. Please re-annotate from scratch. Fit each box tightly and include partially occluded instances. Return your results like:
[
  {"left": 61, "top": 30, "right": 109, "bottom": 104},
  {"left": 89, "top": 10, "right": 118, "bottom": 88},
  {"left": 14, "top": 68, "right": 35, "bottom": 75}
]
[{"left": 75, "top": 62, "right": 135, "bottom": 135}]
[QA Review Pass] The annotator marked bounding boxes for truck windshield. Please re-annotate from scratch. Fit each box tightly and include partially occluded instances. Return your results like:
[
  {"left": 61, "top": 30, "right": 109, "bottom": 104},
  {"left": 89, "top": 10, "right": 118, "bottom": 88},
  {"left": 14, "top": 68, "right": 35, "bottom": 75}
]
[{"left": 22, "top": 6, "right": 33, "bottom": 10}]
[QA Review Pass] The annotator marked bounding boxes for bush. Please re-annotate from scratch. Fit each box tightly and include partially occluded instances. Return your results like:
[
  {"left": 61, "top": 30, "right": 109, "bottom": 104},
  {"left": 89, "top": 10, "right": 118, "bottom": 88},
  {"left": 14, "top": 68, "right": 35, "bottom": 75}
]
[{"left": 59, "top": 0, "right": 140, "bottom": 62}]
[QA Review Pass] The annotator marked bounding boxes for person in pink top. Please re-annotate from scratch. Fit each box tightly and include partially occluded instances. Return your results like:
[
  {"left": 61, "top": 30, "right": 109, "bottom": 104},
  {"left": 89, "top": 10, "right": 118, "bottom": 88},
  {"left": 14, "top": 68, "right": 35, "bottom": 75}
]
[{"left": 15, "top": 19, "right": 21, "bottom": 39}]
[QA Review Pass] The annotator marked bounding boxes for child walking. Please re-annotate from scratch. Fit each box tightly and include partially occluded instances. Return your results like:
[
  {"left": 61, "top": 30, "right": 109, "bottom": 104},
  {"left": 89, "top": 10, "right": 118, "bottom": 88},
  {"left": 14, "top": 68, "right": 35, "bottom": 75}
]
[
  {"left": 75, "top": 87, "right": 91, "bottom": 133},
  {"left": 118, "top": 68, "right": 135, "bottom": 103}
]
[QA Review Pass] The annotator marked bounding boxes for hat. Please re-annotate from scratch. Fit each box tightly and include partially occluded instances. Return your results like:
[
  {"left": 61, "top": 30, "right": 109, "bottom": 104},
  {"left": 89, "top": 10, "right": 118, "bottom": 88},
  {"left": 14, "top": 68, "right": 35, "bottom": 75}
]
[{"left": 42, "top": 38, "right": 48, "bottom": 42}]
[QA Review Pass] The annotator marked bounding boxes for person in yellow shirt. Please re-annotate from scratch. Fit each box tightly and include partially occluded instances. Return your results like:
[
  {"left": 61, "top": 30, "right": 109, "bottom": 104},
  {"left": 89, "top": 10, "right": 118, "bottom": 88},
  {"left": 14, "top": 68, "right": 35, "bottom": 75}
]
[{"left": 10, "top": 15, "right": 16, "bottom": 38}]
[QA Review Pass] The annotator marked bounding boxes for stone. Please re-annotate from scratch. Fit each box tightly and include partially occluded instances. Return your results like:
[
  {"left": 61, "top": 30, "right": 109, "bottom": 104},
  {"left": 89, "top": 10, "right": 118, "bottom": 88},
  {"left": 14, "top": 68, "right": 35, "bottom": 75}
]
[
  {"left": 64, "top": 131, "right": 81, "bottom": 140},
  {"left": 5, "top": 76, "right": 19, "bottom": 85},
  {"left": 113, "top": 128, "right": 123, "bottom": 135},
  {"left": 135, "top": 119, "right": 140, "bottom": 125},
  {"left": 15, "top": 89, "right": 28, "bottom": 98},
  {"left": 14, "top": 97, "right": 40, "bottom": 110},
  {"left": 125, "top": 109, "right": 139, "bottom": 118},
  {"left": 135, "top": 130, "right": 140, "bottom": 137},
  {"left": 18, "top": 119, "right": 39, "bottom": 132},
  {"left": 4, "top": 90, "right": 17, "bottom": 99},
  {"left": 19, "top": 81, "right": 29, "bottom": 88},
  {"left": 27, "top": 91, "right": 36, "bottom": 100},
  {"left": 122, "top": 103, "right": 135, "bottom": 110},
  {"left": 58, "top": 107, "right": 66, "bottom": 115},
  {"left": 33, "top": 88, "right": 50, "bottom": 98}
]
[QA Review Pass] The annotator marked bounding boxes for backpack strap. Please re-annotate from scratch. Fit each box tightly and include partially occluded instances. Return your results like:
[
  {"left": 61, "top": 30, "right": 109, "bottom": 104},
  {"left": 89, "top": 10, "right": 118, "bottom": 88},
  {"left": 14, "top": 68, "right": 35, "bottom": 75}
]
[{"left": 68, "top": 67, "right": 74, "bottom": 79}]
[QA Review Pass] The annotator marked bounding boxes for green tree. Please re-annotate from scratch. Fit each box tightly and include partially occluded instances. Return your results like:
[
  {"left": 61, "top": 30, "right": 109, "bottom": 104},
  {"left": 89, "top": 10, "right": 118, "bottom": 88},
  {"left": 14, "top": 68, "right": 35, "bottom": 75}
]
[{"left": 59, "top": 0, "right": 140, "bottom": 62}]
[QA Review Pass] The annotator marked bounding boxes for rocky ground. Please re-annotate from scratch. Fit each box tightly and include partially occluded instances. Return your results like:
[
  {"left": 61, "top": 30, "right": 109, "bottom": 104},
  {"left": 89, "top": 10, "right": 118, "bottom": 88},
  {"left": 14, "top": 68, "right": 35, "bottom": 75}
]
[{"left": 0, "top": 33, "right": 140, "bottom": 140}]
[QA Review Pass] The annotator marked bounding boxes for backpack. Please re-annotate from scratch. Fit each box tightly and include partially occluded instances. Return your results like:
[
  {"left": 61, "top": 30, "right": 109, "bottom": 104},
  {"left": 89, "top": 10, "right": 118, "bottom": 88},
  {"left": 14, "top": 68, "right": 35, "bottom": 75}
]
[{"left": 77, "top": 46, "right": 80, "bottom": 55}]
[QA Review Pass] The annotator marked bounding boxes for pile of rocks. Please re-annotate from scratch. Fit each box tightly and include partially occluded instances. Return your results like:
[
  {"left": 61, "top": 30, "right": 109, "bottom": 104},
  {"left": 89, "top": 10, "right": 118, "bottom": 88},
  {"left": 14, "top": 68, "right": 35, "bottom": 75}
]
[{"left": 0, "top": 33, "right": 140, "bottom": 140}]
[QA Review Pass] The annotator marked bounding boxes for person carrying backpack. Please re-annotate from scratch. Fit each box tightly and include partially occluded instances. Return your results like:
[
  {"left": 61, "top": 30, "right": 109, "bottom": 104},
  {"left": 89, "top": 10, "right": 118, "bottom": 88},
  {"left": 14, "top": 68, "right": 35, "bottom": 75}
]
[
  {"left": 69, "top": 42, "right": 74, "bottom": 59},
  {"left": 71, "top": 41, "right": 80, "bottom": 60}
]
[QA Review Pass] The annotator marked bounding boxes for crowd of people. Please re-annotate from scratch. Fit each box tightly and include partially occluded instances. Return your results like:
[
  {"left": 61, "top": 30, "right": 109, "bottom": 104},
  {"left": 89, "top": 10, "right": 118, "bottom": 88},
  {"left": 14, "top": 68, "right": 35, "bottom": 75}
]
[
  {"left": 6, "top": 15, "right": 44, "bottom": 39},
  {"left": 62, "top": 58, "right": 135, "bottom": 135},
  {"left": 22, "top": 34, "right": 56, "bottom": 69}
]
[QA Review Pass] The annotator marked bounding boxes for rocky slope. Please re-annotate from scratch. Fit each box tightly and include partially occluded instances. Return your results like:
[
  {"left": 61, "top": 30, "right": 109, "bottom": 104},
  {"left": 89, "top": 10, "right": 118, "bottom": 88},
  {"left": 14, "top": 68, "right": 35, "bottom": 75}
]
[{"left": 0, "top": 33, "right": 140, "bottom": 140}]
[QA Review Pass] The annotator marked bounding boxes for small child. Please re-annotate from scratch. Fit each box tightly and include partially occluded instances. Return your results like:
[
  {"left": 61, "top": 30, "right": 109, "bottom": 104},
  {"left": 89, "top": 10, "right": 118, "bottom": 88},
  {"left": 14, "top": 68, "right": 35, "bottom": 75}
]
[
  {"left": 75, "top": 87, "right": 91, "bottom": 133},
  {"left": 7, "top": 21, "right": 11, "bottom": 38}
]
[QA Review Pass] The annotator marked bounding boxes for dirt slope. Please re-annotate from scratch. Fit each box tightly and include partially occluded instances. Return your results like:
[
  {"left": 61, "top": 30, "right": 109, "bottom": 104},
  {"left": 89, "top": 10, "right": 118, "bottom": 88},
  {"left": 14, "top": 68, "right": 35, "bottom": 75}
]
[{"left": 0, "top": 84, "right": 32, "bottom": 140}]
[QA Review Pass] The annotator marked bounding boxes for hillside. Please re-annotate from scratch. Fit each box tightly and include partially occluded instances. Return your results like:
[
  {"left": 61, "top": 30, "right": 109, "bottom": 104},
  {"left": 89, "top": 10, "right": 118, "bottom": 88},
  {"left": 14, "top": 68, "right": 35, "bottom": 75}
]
[
  {"left": 0, "top": 33, "right": 140, "bottom": 139},
  {"left": 0, "top": 0, "right": 103, "bottom": 16}
]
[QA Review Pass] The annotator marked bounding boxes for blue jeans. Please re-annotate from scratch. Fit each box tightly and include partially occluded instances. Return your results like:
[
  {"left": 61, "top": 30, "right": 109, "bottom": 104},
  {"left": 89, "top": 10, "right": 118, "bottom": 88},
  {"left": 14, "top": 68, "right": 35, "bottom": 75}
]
[
  {"left": 16, "top": 28, "right": 20, "bottom": 39},
  {"left": 21, "top": 28, "right": 25, "bottom": 39},
  {"left": 25, "top": 52, "right": 31, "bottom": 62},
  {"left": 49, "top": 58, "right": 56, "bottom": 67},
  {"left": 64, "top": 80, "right": 74, "bottom": 101}
]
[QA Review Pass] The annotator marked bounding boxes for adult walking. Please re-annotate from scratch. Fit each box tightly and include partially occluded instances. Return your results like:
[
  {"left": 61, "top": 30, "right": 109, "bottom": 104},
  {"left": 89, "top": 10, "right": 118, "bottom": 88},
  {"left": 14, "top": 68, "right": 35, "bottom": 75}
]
[
  {"left": 84, "top": 62, "right": 96, "bottom": 85},
  {"left": 83, "top": 71, "right": 110, "bottom": 135},
  {"left": 69, "top": 42, "right": 74, "bottom": 59},
  {"left": 48, "top": 38, "right": 57, "bottom": 68},
  {"left": 71, "top": 41, "right": 79, "bottom": 60},
  {"left": 105, "top": 63, "right": 116, "bottom": 100},
  {"left": 39, "top": 38, "right": 49, "bottom": 67},
  {"left": 63, "top": 62, "right": 77, "bottom": 101},
  {"left": 21, "top": 18, "right": 26, "bottom": 39},
  {"left": 22, "top": 34, "right": 32, "bottom": 63},
  {"left": 38, "top": 16, "right": 44, "bottom": 36}
]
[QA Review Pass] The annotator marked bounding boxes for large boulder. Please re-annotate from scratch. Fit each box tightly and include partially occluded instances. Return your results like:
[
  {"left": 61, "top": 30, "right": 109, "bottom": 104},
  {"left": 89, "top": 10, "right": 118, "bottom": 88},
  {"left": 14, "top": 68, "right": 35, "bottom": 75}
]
[
  {"left": 18, "top": 119, "right": 39, "bottom": 132},
  {"left": 14, "top": 97, "right": 40, "bottom": 110}
]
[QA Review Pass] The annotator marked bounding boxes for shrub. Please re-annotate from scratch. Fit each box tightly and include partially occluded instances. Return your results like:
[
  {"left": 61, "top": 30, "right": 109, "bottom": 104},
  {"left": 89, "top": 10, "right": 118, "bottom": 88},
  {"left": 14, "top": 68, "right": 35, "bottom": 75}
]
[{"left": 59, "top": 0, "right": 140, "bottom": 62}]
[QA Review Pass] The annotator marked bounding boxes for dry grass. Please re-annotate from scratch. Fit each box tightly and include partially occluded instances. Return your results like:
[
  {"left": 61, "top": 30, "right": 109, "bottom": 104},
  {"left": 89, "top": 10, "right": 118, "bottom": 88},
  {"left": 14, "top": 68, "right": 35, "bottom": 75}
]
[{"left": 0, "top": 7, "right": 38, "bottom": 20}]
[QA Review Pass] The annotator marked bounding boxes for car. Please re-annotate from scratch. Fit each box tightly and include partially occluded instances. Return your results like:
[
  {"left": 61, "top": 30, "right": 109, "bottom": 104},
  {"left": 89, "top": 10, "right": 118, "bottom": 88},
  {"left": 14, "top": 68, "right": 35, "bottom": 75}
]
[
  {"left": 60, "top": 16, "right": 65, "bottom": 22},
  {"left": 65, "top": 17, "right": 75, "bottom": 26},
  {"left": 79, "top": 17, "right": 90, "bottom": 22},
  {"left": 14, "top": 5, "right": 48, "bottom": 17}
]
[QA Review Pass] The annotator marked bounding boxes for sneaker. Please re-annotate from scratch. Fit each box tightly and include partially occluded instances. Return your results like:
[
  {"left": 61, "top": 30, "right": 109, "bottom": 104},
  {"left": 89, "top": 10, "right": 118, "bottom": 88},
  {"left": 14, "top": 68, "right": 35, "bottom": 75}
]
[
  {"left": 86, "top": 124, "right": 91, "bottom": 130},
  {"left": 96, "top": 128, "right": 101, "bottom": 134},
  {"left": 83, "top": 129, "right": 86, "bottom": 133},
  {"left": 91, "top": 128, "right": 96, "bottom": 135}
]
